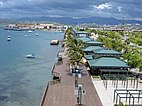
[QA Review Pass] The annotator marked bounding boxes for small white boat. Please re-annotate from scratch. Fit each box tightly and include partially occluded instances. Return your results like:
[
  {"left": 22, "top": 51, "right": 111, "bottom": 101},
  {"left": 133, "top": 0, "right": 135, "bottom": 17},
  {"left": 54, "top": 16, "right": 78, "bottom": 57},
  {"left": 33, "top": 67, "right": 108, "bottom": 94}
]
[
  {"left": 35, "top": 33, "right": 38, "bottom": 36},
  {"left": 7, "top": 35, "right": 11, "bottom": 41},
  {"left": 28, "top": 30, "right": 33, "bottom": 33},
  {"left": 25, "top": 35, "right": 27, "bottom": 37},
  {"left": 50, "top": 40, "right": 59, "bottom": 45},
  {"left": 26, "top": 53, "right": 37, "bottom": 58}
]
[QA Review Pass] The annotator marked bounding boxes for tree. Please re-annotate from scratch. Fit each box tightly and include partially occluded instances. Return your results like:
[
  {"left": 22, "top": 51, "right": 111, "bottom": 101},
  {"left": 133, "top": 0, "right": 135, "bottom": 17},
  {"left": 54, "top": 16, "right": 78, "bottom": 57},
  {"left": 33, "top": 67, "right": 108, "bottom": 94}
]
[
  {"left": 65, "top": 34, "right": 84, "bottom": 65},
  {"left": 65, "top": 27, "right": 73, "bottom": 37}
]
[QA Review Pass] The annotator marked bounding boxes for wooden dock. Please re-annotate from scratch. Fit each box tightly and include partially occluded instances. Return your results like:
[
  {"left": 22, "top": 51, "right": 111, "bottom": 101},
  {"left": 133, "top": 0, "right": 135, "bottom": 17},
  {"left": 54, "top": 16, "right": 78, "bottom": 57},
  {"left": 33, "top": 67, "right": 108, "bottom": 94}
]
[{"left": 40, "top": 57, "right": 103, "bottom": 106}]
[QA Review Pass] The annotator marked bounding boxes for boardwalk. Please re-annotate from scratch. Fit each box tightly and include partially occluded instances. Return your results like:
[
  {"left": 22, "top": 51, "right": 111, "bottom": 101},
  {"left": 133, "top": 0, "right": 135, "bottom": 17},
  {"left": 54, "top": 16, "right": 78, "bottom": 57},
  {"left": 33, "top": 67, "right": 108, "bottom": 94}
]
[{"left": 40, "top": 57, "right": 103, "bottom": 106}]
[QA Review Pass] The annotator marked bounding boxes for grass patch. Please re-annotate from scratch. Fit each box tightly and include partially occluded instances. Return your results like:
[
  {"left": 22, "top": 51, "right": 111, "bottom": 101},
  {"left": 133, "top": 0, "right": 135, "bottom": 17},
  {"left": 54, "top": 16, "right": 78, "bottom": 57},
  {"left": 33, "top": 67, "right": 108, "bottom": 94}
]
[{"left": 92, "top": 75, "right": 100, "bottom": 79}]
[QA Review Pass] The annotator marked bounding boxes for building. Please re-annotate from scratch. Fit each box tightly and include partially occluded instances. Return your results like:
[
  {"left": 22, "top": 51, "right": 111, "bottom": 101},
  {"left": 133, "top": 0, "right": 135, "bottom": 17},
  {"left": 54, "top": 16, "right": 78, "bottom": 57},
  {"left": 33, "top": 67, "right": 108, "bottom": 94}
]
[{"left": 73, "top": 30, "right": 90, "bottom": 37}]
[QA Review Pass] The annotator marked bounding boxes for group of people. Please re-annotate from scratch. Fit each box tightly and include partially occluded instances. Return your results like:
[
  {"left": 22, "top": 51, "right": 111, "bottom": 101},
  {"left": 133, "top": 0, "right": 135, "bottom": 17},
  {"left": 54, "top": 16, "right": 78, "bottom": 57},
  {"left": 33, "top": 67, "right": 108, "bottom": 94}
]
[{"left": 69, "top": 62, "right": 80, "bottom": 74}]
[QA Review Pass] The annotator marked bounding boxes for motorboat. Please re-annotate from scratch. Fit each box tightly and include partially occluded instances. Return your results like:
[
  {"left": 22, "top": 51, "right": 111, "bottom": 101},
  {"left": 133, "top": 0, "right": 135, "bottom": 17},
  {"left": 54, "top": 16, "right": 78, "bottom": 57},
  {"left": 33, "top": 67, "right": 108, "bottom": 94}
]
[
  {"left": 7, "top": 35, "right": 11, "bottom": 41},
  {"left": 50, "top": 40, "right": 59, "bottom": 45},
  {"left": 28, "top": 30, "right": 33, "bottom": 33},
  {"left": 25, "top": 35, "right": 27, "bottom": 37},
  {"left": 26, "top": 53, "right": 37, "bottom": 58},
  {"left": 35, "top": 33, "right": 38, "bottom": 36}
]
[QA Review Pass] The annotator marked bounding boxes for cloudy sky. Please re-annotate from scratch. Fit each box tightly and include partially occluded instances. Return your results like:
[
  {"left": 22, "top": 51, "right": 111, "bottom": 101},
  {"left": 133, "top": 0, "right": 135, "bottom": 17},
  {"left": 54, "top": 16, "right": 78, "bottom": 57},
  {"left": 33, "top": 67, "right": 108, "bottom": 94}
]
[{"left": 0, "top": 0, "right": 142, "bottom": 20}]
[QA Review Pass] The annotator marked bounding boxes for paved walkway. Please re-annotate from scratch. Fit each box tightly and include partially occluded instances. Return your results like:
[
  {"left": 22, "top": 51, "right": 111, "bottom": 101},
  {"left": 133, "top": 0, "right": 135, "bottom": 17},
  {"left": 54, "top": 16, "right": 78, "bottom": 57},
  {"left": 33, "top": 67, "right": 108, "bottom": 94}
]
[
  {"left": 40, "top": 57, "right": 103, "bottom": 106},
  {"left": 92, "top": 79, "right": 142, "bottom": 106}
]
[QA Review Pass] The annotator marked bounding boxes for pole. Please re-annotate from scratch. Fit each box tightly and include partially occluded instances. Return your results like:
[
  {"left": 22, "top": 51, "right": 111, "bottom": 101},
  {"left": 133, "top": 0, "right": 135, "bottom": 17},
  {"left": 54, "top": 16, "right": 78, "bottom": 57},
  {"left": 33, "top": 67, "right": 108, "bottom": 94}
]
[
  {"left": 77, "top": 85, "right": 83, "bottom": 106},
  {"left": 75, "top": 74, "right": 78, "bottom": 88}
]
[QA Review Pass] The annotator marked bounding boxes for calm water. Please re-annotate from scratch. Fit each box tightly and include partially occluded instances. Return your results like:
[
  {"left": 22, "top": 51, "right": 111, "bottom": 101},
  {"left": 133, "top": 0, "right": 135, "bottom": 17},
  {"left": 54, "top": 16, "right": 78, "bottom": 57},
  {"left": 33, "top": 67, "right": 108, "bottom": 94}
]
[{"left": 0, "top": 28, "right": 64, "bottom": 106}]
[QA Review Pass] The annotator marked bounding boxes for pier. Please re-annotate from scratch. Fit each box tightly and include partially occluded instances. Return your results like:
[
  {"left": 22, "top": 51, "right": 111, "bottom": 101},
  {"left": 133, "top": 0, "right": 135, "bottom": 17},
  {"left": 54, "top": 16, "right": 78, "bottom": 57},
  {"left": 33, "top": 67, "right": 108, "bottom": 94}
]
[{"left": 40, "top": 54, "right": 102, "bottom": 106}]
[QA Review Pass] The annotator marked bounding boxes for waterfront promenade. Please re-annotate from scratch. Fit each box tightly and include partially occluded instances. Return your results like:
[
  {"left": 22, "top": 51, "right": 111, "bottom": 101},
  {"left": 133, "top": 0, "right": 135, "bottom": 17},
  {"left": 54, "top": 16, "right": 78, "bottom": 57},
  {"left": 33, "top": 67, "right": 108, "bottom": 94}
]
[{"left": 40, "top": 54, "right": 102, "bottom": 106}]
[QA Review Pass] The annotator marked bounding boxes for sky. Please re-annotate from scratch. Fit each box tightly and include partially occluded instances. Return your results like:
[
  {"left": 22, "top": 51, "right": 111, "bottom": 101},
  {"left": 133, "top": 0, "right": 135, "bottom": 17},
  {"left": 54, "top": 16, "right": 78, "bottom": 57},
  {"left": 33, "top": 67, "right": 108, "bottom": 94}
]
[{"left": 0, "top": 0, "right": 142, "bottom": 20}]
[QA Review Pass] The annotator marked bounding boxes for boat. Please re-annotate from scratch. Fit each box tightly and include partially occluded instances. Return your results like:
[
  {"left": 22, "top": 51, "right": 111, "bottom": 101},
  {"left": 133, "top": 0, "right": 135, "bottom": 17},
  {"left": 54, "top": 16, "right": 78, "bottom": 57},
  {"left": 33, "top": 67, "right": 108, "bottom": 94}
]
[
  {"left": 28, "top": 30, "right": 33, "bottom": 33},
  {"left": 25, "top": 35, "right": 27, "bottom": 37},
  {"left": 50, "top": 40, "right": 59, "bottom": 45},
  {"left": 35, "top": 33, "right": 38, "bottom": 36},
  {"left": 7, "top": 35, "right": 11, "bottom": 41},
  {"left": 4, "top": 27, "right": 28, "bottom": 31},
  {"left": 26, "top": 53, "right": 37, "bottom": 58}
]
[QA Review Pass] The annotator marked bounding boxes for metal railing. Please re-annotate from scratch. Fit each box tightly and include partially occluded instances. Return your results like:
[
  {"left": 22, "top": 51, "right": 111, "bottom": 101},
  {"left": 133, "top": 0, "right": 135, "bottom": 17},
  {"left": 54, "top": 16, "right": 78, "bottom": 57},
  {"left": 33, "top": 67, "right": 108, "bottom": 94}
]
[
  {"left": 114, "top": 89, "right": 142, "bottom": 106},
  {"left": 39, "top": 79, "right": 61, "bottom": 106}
]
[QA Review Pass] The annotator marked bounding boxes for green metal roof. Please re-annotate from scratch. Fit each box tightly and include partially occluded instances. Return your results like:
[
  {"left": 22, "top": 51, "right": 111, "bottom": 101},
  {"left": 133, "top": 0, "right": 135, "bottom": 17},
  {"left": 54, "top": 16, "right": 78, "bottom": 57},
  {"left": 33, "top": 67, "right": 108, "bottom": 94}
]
[
  {"left": 77, "top": 37, "right": 92, "bottom": 42},
  {"left": 88, "top": 57, "right": 130, "bottom": 68},
  {"left": 85, "top": 41, "right": 103, "bottom": 45},
  {"left": 83, "top": 46, "right": 103, "bottom": 52},
  {"left": 84, "top": 55, "right": 93, "bottom": 60},
  {"left": 93, "top": 49, "right": 122, "bottom": 55}
]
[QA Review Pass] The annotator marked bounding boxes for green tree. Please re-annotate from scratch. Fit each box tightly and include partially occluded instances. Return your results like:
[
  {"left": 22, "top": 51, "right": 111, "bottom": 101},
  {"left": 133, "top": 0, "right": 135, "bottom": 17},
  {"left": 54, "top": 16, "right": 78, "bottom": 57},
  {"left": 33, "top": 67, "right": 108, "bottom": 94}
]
[{"left": 65, "top": 34, "right": 84, "bottom": 65}]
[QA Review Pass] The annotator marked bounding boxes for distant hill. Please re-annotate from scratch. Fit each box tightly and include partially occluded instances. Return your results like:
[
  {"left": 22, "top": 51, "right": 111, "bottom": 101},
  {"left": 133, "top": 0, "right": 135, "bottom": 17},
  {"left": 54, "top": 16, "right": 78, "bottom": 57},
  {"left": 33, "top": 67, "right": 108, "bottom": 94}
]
[
  {"left": 5, "top": 17, "right": 142, "bottom": 25},
  {"left": 0, "top": 19, "right": 14, "bottom": 24}
]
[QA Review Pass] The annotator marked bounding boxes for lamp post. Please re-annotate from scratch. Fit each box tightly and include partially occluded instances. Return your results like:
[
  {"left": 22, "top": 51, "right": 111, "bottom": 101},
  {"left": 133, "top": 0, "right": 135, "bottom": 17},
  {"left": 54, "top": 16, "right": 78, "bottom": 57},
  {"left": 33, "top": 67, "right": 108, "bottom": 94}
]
[
  {"left": 75, "top": 84, "right": 86, "bottom": 106},
  {"left": 75, "top": 73, "right": 79, "bottom": 88},
  {"left": 73, "top": 63, "right": 85, "bottom": 106},
  {"left": 77, "top": 85, "right": 83, "bottom": 106},
  {"left": 74, "top": 69, "right": 80, "bottom": 87},
  {"left": 73, "top": 62, "right": 80, "bottom": 88}
]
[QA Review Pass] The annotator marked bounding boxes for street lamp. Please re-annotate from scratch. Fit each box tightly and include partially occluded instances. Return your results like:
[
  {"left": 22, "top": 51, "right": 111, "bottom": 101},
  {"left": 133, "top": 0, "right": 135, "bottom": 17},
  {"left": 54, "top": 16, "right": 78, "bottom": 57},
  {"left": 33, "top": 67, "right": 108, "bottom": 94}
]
[
  {"left": 73, "top": 69, "right": 81, "bottom": 88},
  {"left": 74, "top": 84, "right": 86, "bottom": 106},
  {"left": 72, "top": 63, "right": 85, "bottom": 106}
]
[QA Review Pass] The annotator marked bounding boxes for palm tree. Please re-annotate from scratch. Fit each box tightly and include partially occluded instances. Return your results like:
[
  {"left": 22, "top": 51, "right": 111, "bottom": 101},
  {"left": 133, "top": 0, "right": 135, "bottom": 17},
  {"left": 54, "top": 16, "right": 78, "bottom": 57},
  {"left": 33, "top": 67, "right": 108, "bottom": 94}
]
[{"left": 65, "top": 34, "right": 84, "bottom": 65}]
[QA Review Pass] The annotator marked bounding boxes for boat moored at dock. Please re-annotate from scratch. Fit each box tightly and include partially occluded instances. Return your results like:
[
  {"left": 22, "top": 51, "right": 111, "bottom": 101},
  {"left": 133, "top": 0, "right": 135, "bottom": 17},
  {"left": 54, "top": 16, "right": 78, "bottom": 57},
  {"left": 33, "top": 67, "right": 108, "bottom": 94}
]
[{"left": 50, "top": 40, "right": 59, "bottom": 45}]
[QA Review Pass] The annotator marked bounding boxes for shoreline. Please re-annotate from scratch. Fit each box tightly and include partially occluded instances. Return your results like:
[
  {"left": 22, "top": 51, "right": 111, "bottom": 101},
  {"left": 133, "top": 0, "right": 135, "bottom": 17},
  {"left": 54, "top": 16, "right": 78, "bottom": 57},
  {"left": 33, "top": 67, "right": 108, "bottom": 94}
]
[{"left": 3, "top": 23, "right": 67, "bottom": 32}]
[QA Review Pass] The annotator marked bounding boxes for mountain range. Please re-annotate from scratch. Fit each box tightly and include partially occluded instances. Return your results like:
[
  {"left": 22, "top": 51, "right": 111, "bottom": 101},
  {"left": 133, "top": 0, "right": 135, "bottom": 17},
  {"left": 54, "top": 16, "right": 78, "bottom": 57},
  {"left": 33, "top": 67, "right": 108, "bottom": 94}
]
[
  {"left": 18, "top": 16, "right": 142, "bottom": 25},
  {"left": 1, "top": 17, "right": 142, "bottom": 25},
  {"left": 0, "top": 19, "right": 13, "bottom": 23}
]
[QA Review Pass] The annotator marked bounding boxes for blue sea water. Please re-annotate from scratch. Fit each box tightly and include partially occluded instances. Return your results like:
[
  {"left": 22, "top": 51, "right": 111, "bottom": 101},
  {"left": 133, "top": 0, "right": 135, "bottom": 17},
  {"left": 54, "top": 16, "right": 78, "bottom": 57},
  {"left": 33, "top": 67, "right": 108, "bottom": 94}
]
[{"left": 0, "top": 28, "right": 64, "bottom": 106}]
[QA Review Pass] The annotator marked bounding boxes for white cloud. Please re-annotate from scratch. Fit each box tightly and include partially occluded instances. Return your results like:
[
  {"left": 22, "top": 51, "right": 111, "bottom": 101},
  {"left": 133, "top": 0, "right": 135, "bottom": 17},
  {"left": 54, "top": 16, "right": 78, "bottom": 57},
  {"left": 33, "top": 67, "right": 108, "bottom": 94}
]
[
  {"left": 94, "top": 3, "right": 112, "bottom": 10},
  {"left": 117, "top": 6, "right": 122, "bottom": 12},
  {"left": 0, "top": 1, "right": 4, "bottom": 5},
  {"left": 134, "top": 18, "right": 142, "bottom": 21},
  {"left": 0, "top": 0, "right": 142, "bottom": 20}
]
